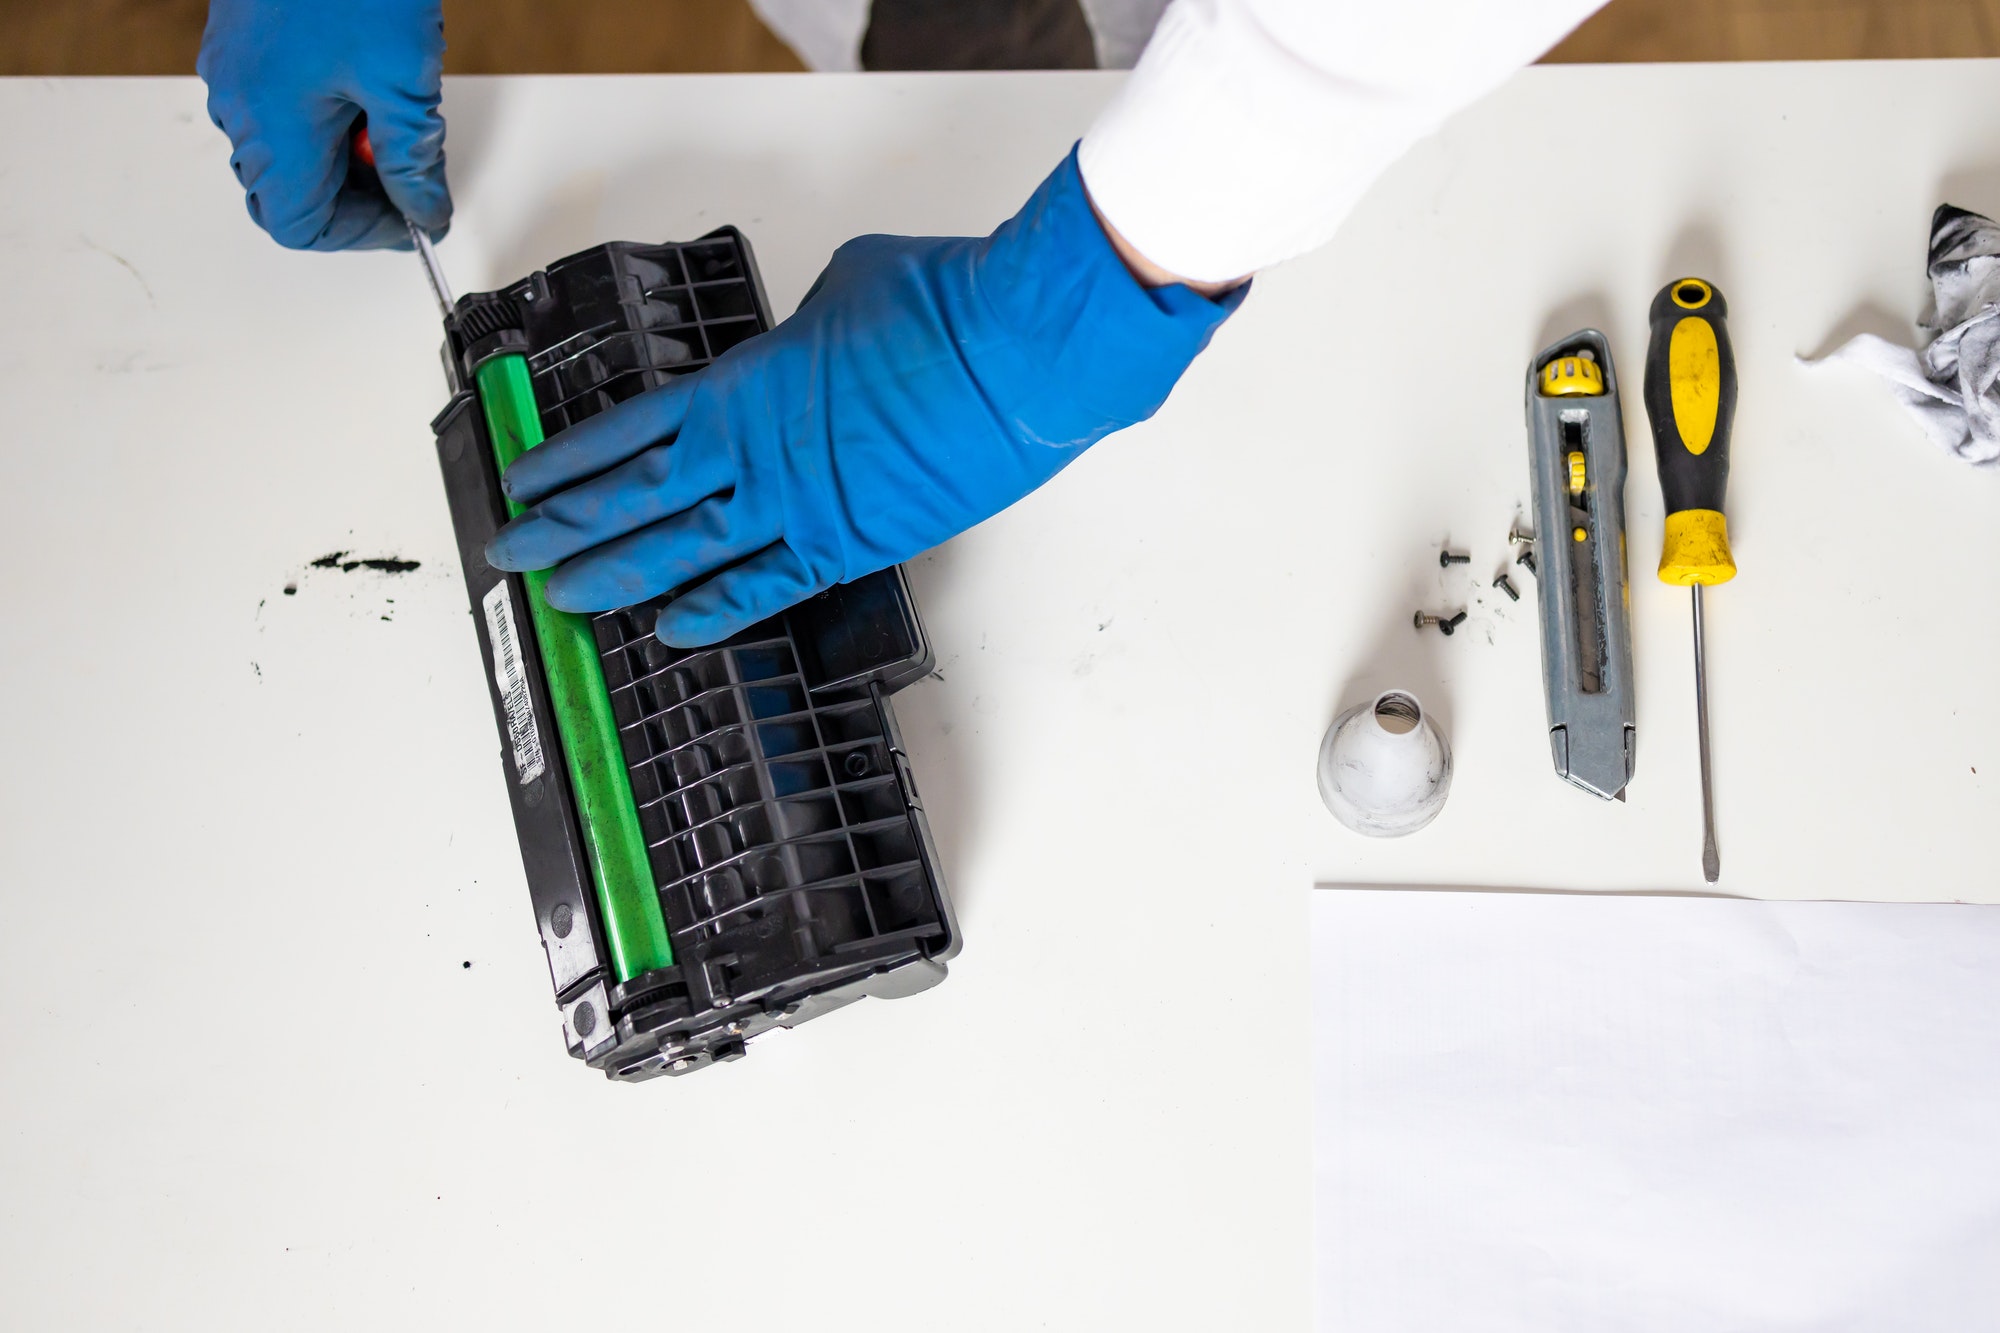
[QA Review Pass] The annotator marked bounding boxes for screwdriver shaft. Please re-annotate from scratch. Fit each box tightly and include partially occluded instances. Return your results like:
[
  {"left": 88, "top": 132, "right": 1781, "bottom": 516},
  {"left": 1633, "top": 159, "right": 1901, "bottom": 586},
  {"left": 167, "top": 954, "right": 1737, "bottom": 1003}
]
[
  {"left": 1692, "top": 585, "right": 1719, "bottom": 882},
  {"left": 407, "top": 218, "right": 454, "bottom": 319}
]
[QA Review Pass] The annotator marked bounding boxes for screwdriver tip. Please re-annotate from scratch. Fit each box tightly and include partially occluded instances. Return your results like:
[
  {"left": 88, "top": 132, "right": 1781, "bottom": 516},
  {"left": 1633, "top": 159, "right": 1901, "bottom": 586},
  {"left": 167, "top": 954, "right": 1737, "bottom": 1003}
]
[{"left": 1702, "top": 848, "right": 1720, "bottom": 883}]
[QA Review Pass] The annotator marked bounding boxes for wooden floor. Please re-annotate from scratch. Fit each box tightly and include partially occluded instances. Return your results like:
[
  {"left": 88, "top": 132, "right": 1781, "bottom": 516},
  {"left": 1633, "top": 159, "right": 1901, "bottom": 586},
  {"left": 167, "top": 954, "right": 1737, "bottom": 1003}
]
[
  {"left": 2, "top": 0, "right": 1997, "bottom": 75},
  {"left": 1546, "top": 0, "right": 2000, "bottom": 60}
]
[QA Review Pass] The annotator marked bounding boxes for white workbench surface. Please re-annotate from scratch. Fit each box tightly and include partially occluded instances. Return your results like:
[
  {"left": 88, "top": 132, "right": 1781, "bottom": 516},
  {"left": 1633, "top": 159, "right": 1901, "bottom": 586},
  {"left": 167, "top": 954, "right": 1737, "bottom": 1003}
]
[{"left": 3, "top": 64, "right": 1997, "bottom": 1329}]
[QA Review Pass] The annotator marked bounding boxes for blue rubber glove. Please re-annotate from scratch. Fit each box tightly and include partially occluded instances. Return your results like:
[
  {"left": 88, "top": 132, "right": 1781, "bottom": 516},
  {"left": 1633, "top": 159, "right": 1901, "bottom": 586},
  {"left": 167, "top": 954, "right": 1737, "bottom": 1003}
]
[
  {"left": 485, "top": 148, "right": 1244, "bottom": 646},
  {"left": 197, "top": 0, "right": 449, "bottom": 251}
]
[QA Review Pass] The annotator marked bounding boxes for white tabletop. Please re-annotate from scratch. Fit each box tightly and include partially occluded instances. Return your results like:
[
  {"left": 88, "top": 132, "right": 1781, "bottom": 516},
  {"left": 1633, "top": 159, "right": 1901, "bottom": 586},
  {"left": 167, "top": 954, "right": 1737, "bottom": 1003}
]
[{"left": 4, "top": 64, "right": 1998, "bottom": 1329}]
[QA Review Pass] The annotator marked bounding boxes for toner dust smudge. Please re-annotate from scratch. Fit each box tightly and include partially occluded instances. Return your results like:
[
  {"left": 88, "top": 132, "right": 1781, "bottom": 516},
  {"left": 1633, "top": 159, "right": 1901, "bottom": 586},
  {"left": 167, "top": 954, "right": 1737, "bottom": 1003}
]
[{"left": 310, "top": 551, "right": 423, "bottom": 574}]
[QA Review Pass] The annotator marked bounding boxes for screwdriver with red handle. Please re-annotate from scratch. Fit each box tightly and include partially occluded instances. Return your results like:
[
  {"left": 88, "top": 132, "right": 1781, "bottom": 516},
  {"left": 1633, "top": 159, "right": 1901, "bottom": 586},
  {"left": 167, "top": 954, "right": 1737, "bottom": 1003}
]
[{"left": 353, "top": 126, "right": 454, "bottom": 318}]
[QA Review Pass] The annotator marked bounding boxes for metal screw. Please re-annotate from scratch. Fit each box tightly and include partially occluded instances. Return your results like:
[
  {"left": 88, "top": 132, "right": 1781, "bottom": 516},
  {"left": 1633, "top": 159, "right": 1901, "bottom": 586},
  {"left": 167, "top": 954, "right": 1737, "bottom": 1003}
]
[
  {"left": 1493, "top": 573, "right": 1520, "bottom": 601},
  {"left": 1517, "top": 547, "right": 1537, "bottom": 575},
  {"left": 1416, "top": 610, "right": 1468, "bottom": 635},
  {"left": 1508, "top": 525, "right": 1535, "bottom": 546},
  {"left": 1439, "top": 550, "right": 1471, "bottom": 567}
]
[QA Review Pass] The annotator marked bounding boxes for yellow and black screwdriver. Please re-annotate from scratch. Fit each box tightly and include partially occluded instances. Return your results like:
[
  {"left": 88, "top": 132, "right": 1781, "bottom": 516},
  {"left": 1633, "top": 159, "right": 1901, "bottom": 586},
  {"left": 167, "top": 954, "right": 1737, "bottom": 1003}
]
[{"left": 1643, "top": 277, "right": 1737, "bottom": 883}]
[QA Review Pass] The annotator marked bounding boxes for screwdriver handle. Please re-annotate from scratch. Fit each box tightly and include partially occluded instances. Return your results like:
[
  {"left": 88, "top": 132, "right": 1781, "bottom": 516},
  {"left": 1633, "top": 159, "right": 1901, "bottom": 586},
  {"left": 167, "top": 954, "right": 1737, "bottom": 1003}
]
[{"left": 1642, "top": 278, "right": 1737, "bottom": 587}]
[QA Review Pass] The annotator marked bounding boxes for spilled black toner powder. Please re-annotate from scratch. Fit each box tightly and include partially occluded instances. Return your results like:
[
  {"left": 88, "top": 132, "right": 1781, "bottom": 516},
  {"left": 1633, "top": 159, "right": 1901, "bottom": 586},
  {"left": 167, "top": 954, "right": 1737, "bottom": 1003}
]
[{"left": 310, "top": 551, "right": 422, "bottom": 574}]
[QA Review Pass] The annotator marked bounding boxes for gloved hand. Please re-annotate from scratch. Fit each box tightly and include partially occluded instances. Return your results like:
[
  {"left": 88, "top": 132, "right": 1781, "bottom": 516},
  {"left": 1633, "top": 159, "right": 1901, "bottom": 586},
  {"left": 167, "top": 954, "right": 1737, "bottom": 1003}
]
[
  {"left": 484, "top": 147, "right": 1244, "bottom": 647},
  {"left": 197, "top": 0, "right": 449, "bottom": 251}
]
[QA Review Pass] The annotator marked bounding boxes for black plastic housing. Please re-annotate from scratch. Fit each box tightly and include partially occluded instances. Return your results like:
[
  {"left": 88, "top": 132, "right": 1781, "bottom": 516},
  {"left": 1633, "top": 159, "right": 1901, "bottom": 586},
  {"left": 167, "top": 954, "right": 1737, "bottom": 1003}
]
[{"left": 430, "top": 231, "right": 958, "bottom": 1081}]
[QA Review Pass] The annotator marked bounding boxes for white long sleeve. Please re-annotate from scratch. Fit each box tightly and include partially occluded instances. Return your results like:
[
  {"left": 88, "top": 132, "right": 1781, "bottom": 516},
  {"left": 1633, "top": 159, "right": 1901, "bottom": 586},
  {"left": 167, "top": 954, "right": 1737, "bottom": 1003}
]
[{"left": 1078, "top": 0, "right": 1608, "bottom": 282}]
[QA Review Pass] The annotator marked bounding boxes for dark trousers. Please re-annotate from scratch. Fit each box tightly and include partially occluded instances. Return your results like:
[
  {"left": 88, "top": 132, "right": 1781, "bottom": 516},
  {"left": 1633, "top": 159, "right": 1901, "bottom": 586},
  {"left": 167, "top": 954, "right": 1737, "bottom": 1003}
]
[{"left": 861, "top": 0, "right": 1098, "bottom": 69}]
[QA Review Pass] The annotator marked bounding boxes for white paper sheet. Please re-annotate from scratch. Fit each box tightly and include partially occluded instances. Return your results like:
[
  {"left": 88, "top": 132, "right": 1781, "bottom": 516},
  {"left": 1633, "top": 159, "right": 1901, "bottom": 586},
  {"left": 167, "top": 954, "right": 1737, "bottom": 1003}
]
[{"left": 1312, "top": 889, "right": 2000, "bottom": 1332}]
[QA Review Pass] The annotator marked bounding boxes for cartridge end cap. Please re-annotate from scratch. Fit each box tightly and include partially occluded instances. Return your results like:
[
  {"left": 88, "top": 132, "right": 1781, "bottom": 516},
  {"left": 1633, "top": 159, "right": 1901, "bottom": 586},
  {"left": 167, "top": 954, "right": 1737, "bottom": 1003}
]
[
  {"left": 456, "top": 293, "right": 531, "bottom": 376},
  {"left": 1658, "top": 509, "right": 1736, "bottom": 586}
]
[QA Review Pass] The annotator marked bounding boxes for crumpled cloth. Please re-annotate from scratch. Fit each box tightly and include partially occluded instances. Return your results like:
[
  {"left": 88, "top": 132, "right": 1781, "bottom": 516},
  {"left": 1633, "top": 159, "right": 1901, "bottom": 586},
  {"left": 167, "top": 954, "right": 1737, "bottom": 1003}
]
[{"left": 1807, "top": 204, "right": 2000, "bottom": 466}]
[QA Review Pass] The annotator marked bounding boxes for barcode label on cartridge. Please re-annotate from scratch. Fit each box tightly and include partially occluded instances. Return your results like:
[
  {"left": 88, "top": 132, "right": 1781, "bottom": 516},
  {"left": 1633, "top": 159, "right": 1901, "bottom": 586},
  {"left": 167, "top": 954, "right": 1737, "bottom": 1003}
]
[{"left": 482, "top": 580, "right": 547, "bottom": 786}]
